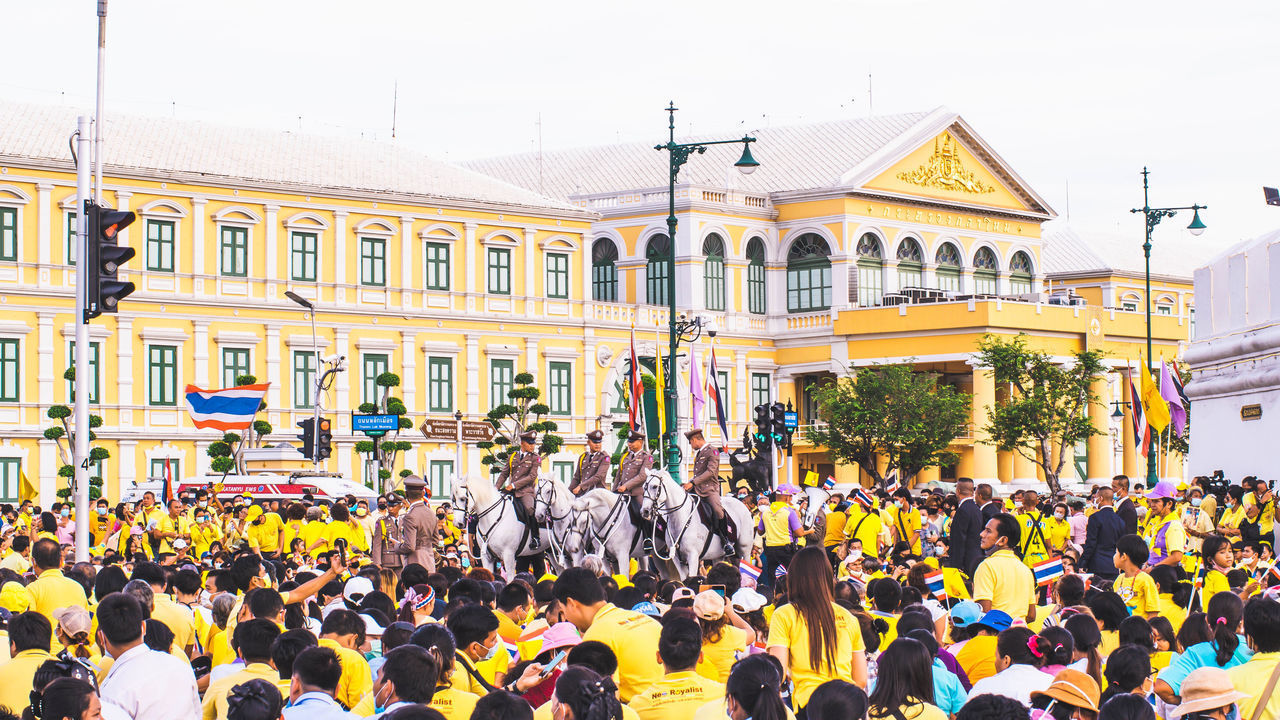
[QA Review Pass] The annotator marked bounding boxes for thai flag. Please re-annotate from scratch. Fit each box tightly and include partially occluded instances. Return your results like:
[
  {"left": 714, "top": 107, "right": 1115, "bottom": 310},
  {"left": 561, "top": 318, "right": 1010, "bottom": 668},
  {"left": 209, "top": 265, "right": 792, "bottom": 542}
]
[
  {"left": 739, "top": 560, "right": 761, "bottom": 583},
  {"left": 852, "top": 487, "right": 873, "bottom": 509},
  {"left": 706, "top": 351, "right": 729, "bottom": 443},
  {"left": 1034, "top": 557, "right": 1065, "bottom": 586},
  {"left": 162, "top": 457, "right": 175, "bottom": 504},
  {"left": 923, "top": 570, "right": 946, "bottom": 600},
  {"left": 184, "top": 384, "right": 269, "bottom": 431},
  {"left": 823, "top": 476, "right": 837, "bottom": 491},
  {"left": 884, "top": 473, "right": 900, "bottom": 494}
]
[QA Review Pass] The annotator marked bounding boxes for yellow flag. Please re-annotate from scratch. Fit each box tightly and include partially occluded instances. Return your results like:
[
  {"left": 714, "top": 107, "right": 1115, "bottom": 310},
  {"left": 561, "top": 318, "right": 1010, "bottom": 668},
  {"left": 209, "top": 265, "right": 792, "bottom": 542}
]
[
  {"left": 19, "top": 468, "right": 36, "bottom": 503},
  {"left": 803, "top": 470, "right": 819, "bottom": 487},
  {"left": 1139, "top": 354, "right": 1171, "bottom": 434},
  {"left": 654, "top": 325, "right": 666, "bottom": 438}
]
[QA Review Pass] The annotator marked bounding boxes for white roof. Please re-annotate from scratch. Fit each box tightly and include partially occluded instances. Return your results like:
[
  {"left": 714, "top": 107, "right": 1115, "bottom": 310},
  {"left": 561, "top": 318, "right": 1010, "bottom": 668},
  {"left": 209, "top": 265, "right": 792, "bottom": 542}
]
[
  {"left": 0, "top": 101, "right": 582, "bottom": 214},
  {"left": 462, "top": 111, "right": 933, "bottom": 199},
  {"left": 1041, "top": 220, "right": 1223, "bottom": 280}
]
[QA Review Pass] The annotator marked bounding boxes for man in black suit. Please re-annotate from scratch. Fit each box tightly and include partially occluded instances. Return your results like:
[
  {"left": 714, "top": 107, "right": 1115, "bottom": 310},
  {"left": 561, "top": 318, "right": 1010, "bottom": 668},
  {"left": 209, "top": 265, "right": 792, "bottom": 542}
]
[
  {"left": 977, "top": 482, "right": 1003, "bottom": 525},
  {"left": 1112, "top": 475, "right": 1138, "bottom": 536},
  {"left": 1081, "top": 487, "right": 1125, "bottom": 581},
  {"left": 947, "top": 477, "right": 985, "bottom": 578}
]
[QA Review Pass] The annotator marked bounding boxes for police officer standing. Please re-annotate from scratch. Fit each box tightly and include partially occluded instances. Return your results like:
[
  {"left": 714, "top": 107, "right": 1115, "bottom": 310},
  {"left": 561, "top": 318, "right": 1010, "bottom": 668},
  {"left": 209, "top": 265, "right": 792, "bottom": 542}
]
[
  {"left": 570, "top": 429, "right": 611, "bottom": 496},
  {"left": 498, "top": 430, "right": 542, "bottom": 549},
  {"left": 399, "top": 475, "right": 436, "bottom": 572},
  {"left": 371, "top": 494, "right": 405, "bottom": 569},
  {"left": 684, "top": 428, "right": 736, "bottom": 555}
]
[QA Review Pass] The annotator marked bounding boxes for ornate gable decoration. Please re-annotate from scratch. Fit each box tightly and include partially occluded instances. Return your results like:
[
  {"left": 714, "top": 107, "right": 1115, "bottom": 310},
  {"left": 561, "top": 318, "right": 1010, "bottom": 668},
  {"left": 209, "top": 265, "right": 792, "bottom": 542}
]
[{"left": 895, "top": 133, "right": 995, "bottom": 195}]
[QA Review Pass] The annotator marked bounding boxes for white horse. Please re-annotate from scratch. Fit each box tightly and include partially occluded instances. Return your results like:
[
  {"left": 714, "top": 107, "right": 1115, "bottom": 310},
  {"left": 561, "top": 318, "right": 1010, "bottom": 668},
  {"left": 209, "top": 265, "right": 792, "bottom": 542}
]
[
  {"left": 533, "top": 474, "right": 579, "bottom": 573},
  {"left": 565, "top": 489, "right": 647, "bottom": 576},
  {"left": 450, "top": 473, "right": 553, "bottom": 579},
  {"left": 641, "top": 469, "right": 755, "bottom": 579}
]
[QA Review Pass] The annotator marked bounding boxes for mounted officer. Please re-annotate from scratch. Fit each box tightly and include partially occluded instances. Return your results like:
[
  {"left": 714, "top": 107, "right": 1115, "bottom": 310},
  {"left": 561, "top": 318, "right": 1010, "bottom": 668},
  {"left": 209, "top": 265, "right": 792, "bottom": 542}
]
[
  {"left": 498, "top": 429, "right": 542, "bottom": 549},
  {"left": 683, "top": 427, "right": 737, "bottom": 556},
  {"left": 613, "top": 428, "right": 655, "bottom": 550},
  {"left": 570, "top": 429, "right": 612, "bottom": 495}
]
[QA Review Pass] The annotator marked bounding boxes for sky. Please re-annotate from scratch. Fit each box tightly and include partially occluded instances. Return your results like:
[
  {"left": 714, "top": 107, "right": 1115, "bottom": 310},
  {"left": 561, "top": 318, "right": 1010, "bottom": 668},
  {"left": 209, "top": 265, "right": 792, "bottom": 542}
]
[{"left": 4, "top": 0, "right": 1278, "bottom": 268}]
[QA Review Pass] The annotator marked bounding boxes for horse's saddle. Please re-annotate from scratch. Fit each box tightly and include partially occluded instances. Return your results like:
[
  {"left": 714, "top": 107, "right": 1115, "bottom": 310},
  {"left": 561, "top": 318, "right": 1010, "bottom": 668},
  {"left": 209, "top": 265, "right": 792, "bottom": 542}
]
[{"left": 695, "top": 497, "right": 716, "bottom": 529}]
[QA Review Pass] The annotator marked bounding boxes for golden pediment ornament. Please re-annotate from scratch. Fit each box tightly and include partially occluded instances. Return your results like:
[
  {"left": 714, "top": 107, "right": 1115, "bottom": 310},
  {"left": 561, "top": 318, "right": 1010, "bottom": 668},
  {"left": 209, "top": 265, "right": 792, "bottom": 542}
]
[{"left": 896, "top": 133, "right": 996, "bottom": 194}]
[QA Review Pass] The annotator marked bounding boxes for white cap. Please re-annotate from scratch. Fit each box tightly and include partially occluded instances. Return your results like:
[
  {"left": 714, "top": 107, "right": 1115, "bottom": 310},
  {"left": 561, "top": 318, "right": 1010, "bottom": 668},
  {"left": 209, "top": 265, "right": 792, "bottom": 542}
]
[
  {"left": 360, "top": 613, "right": 386, "bottom": 637},
  {"left": 343, "top": 576, "right": 375, "bottom": 603},
  {"left": 731, "top": 587, "right": 767, "bottom": 613}
]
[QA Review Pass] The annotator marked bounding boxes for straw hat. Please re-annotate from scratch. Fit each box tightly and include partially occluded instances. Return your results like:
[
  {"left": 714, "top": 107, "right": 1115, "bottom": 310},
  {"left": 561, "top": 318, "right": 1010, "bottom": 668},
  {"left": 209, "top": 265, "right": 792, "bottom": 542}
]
[
  {"left": 1030, "top": 669, "right": 1100, "bottom": 713},
  {"left": 1169, "top": 668, "right": 1250, "bottom": 719}
]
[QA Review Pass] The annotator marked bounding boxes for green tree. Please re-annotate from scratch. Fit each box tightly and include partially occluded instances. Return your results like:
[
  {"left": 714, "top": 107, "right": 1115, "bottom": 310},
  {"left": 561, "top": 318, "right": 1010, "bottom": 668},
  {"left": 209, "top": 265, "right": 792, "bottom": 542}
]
[
  {"left": 354, "top": 372, "right": 415, "bottom": 489},
  {"left": 477, "top": 372, "right": 564, "bottom": 476},
  {"left": 803, "top": 363, "right": 970, "bottom": 489},
  {"left": 44, "top": 367, "right": 107, "bottom": 500},
  {"left": 975, "top": 333, "right": 1106, "bottom": 494}
]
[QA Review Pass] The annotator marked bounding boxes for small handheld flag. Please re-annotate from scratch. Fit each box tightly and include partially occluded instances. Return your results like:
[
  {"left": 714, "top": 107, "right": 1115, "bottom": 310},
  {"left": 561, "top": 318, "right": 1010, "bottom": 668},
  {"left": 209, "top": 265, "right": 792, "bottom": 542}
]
[
  {"left": 923, "top": 570, "right": 947, "bottom": 601},
  {"left": 803, "top": 470, "right": 819, "bottom": 488},
  {"left": 1034, "top": 557, "right": 1065, "bottom": 586},
  {"left": 884, "top": 473, "right": 900, "bottom": 494},
  {"left": 851, "top": 487, "right": 873, "bottom": 509},
  {"left": 823, "top": 476, "right": 837, "bottom": 491},
  {"left": 739, "top": 560, "right": 762, "bottom": 583}
]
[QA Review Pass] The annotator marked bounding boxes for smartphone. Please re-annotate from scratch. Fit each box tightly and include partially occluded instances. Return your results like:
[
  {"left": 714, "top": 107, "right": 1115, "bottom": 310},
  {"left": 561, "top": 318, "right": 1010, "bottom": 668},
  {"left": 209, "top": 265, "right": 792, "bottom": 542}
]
[
  {"left": 699, "top": 584, "right": 726, "bottom": 598},
  {"left": 334, "top": 539, "right": 348, "bottom": 571},
  {"left": 539, "top": 649, "right": 568, "bottom": 678}
]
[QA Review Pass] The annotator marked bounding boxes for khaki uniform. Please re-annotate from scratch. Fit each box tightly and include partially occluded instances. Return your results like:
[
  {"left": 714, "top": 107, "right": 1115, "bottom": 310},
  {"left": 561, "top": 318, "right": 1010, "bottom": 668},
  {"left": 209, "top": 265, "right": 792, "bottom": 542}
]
[
  {"left": 613, "top": 449, "right": 654, "bottom": 498},
  {"left": 690, "top": 444, "right": 724, "bottom": 520},
  {"left": 399, "top": 500, "right": 436, "bottom": 572},
  {"left": 570, "top": 450, "right": 611, "bottom": 495},
  {"left": 498, "top": 450, "right": 542, "bottom": 513},
  {"left": 371, "top": 513, "right": 404, "bottom": 568}
]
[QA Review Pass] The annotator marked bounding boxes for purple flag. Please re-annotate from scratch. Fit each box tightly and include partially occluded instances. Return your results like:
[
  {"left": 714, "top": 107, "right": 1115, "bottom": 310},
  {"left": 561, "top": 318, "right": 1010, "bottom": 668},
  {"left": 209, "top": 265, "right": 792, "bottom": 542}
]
[
  {"left": 1160, "top": 360, "right": 1186, "bottom": 436},
  {"left": 690, "top": 349, "right": 705, "bottom": 429}
]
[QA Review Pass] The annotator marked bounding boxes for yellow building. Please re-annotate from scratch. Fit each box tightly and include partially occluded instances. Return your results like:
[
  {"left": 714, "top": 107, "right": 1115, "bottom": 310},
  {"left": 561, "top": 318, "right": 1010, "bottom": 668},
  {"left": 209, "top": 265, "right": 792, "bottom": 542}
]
[{"left": 0, "top": 102, "right": 1192, "bottom": 504}]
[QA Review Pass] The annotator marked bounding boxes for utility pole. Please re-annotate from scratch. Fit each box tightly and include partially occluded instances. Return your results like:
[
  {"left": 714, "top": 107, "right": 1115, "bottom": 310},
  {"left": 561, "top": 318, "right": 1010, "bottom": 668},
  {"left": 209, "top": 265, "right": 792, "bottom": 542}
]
[{"left": 73, "top": 117, "right": 92, "bottom": 562}]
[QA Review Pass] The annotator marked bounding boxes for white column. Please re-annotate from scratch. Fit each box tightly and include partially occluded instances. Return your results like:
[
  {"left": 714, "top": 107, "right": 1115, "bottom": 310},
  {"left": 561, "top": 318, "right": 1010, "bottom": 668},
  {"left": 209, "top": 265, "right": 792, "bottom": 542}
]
[
  {"left": 464, "top": 222, "right": 478, "bottom": 298},
  {"left": 117, "top": 439, "right": 137, "bottom": 494},
  {"left": 334, "top": 211, "right": 348, "bottom": 303},
  {"left": 583, "top": 335, "right": 598, "bottom": 421},
  {"left": 400, "top": 330, "right": 417, "bottom": 413},
  {"left": 400, "top": 216, "right": 414, "bottom": 309},
  {"left": 36, "top": 183, "right": 52, "bottom": 288},
  {"left": 194, "top": 441, "right": 211, "bottom": 476},
  {"left": 38, "top": 439, "right": 57, "bottom": 502},
  {"left": 524, "top": 227, "right": 537, "bottom": 317},
  {"left": 37, "top": 312, "right": 54, "bottom": 406},
  {"left": 339, "top": 442, "right": 354, "bottom": 483},
  {"left": 193, "top": 320, "right": 210, "bottom": 387},
  {"left": 675, "top": 219, "right": 697, "bottom": 309},
  {"left": 831, "top": 257, "right": 851, "bottom": 312},
  {"left": 265, "top": 323, "right": 282, "bottom": 413},
  {"left": 525, "top": 339, "right": 538, "bottom": 379},
  {"left": 264, "top": 204, "right": 280, "bottom": 295},
  {"left": 192, "top": 197, "right": 207, "bottom": 293},
  {"left": 117, "top": 317, "right": 134, "bottom": 425},
  {"left": 114, "top": 191, "right": 132, "bottom": 240},
  {"left": 883, "top": 260, "right": 900, "bottom": 295},
  {"left": 465, "top": 336, "right": 480, "bottom": 414}
]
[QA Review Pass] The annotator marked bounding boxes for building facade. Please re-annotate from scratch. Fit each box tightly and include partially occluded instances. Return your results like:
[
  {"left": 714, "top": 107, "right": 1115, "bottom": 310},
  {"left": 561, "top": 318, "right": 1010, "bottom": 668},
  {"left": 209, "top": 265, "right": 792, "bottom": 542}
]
[{"left": 0, "top": 102, "right": 1193, "bottom": 504}]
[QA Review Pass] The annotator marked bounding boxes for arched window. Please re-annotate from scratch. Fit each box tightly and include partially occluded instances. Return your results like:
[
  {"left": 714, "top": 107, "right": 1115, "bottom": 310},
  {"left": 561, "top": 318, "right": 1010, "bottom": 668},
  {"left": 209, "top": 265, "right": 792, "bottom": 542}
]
[
  {"left": 703, "top": 234, "right": 726, "bottom": 311},
  {"left": 935, "top": 242, "right": 962, "bottom": 293},
  {"left": 855, "top": 233, "right": 883, "bottom": 307},
  {"left": 896, "top": 237, "right": 923, "bottom": 290},
  {"left": 746, "top": 237, "right": 767, "bottom": 315},
  {"left": 646, "top": 234, "right": 671, "bottom": 306},
  {"left": 786, "top": 234, "right": 831, "bottom": 313},
  {"left": 591, "top": 239, "right": 618, "bottom": 302},
  {"left": 973, "top": 246, "right": 998, "bottom": 295},
  {"left": 1009, "top": 250, "right": 1033, "bottom": 295}
]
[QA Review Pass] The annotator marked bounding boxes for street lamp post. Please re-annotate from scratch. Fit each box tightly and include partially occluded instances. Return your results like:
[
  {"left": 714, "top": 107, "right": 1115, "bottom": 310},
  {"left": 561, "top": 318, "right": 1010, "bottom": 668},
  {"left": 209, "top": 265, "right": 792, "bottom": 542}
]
[
  {"left": 285, "top": 291, "right": 322, "bottom": 468},
  {"left": 654, "top": 102, "right": 758, "bottom": 478},
  {"left": 1130, "top": 167, "right": 1205, "bottom": 488}
]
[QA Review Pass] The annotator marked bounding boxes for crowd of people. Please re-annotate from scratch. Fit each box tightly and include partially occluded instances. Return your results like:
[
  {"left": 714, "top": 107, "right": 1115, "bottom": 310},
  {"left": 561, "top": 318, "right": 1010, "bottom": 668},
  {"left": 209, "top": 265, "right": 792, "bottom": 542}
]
[{"left": 0, "top": 469, "right": 1274, "bottom": 720}]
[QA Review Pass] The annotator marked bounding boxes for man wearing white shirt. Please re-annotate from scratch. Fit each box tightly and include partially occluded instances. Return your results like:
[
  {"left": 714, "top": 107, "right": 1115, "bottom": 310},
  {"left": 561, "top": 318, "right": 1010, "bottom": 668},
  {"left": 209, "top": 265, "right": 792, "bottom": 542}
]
[{"left": 97, "top": 592, "right": 201, "bottom": 720}]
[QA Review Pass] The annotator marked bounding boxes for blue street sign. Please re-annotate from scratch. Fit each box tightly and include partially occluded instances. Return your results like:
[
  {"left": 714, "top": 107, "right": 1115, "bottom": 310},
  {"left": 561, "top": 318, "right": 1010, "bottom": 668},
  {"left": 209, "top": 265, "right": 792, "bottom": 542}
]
[
  {"left": 783, "top": 411, "right": 798, "bottom": 430},
  {"left": 352, "top": 413, "right": 398, "bottom": 435}
]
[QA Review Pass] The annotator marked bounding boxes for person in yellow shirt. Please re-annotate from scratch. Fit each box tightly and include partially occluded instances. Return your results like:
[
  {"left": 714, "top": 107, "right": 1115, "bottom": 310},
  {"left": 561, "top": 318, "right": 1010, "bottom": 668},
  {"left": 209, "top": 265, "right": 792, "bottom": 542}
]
[
  {"left": 822, "top": 494, "right": 848, "bottom": 565},
  {"left": 90, "top": 498, "right": 121, "bottom": 547},
  {"left": 629, "top": 615, "right": 726, "bottom": 720},
  {"left": 26, "top": 538, "right": 88, "bottom": 622},
  {"left": 555, "top": 567, "right": 664, "bottom": 703},
  {"left": 316, "top": 609, "right": 374, "bottom": 710},
  {"left": 1113, "top": 534, "right": 1161, "bottom": 619},
  {"left": 692, "top": 590, "right": 754, "bottom": 683},
  {"left": 0, "top": 611, "right": 56, "bottom": 713},
  {"left": 323, "top": 505, "right": 369, "bottom": 555},
  {"left": 1150, "top": 565, "right": 1188, "bottom": 633},
  {"left": 1226, "top": 596, "right": 1280, "bottom": 720},
  {"left": 1144, "top": 481, "right": 1187, "bottom": 568},
  {"left": 888, "top": 489, "right": 922, "bottom": 556},
  {"left": 867, "top": 635, "right": 948, "bottom": 720},
  {"left": 496, "top": 582, "right": 533, "bottom": 645},
  {"left": 286, "top": 645, "right": 360, "bottom": 716},
  {"left": 0, "top": 535, "right": 32, "bottom": 574},
  {"left": 190, "top": 508, "right": 223, "bottom": 559},
  {"left": 301, "top": 506, "right": 328, "bottom": 556},
  {"left": 404, "top": 623, "right": 482, "bottom": 720},
  {"left": 446, "top": 604, "right": 508, "bottom": 695},
  {"left": 246, "top": 505, "right": 286, "bottom": 557},
  {"left": 1201, "top": 534, "right": 1236, "bottom": 611},
  {"left": 150, "top": 499, "right": 192, "bottom": 556},
  {"left": 842, "top": 501, "right": 883, "bottom": 558},
  {"left": 973, "top": 515, "right": 1036, "bottom": 622},
  {"left": 201, "top": 619, "right": 281, "bottom": 720},
  {"left": 1046, "top": 502, "right": 1072, "bottom": 555},
  {"left": 1016, "top": 491, "right": 1051, "bottom": 567},
  {"left": 280, "top": 502, "right": 307, "bottom": 551}
]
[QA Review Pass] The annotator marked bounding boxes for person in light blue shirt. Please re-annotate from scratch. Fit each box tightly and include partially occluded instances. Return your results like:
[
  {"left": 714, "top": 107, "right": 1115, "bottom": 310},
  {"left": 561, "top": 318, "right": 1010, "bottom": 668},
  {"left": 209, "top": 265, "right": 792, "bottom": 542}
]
[
  {"left": 866, "top": 629, "right": 968, "bottom": 716},
  {"left": 283, "top": 647, "right": 359, "bottom": 720},
  {"left": 1153, "top": 592, "right": 1252, "bottom": 704}
]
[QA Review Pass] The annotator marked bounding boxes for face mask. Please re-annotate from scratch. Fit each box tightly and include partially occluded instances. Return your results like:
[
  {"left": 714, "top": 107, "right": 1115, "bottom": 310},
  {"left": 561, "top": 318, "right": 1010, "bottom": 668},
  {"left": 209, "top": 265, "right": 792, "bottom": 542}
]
[
  {"left": 60, "top": 509, "right": 70, "bottom": 518},
  {"left": 377, "top": 504, "right": 387, "bottom": 511},
  {"left": 1054, "top": 512, "right": 1065, "bottom": 521},
  {"left": 369, "top": 639, "right": 382, "bottom": 655},
  {"left": 373, "top": 680, "right": 393, "bottom": 715},
  {"left": 848, "top": 549, "right": 863, "bottom": 561},
  {"left": 436, "top": 513, "right": 446, "bottom": 520},
  {"left": 1191, "top": 497, "right": 1203, "bottom": 507},
  {"left": 356, "top": 508, "right": 367, "bottom": 517},
  {"left": 95, "top": 507, "right": 107, "bottom": 516},
  {"left": 197, "top": 516, "right": 208, "bottom": 524},
  {"left": 478, "top": 638, "right": 499, "bottom": 662},
  {"left": 828, "top": 502, "right": 838, "bottom": 510},
  {"left": 198, "top": 501, "right": 207, "bottom": 508}
]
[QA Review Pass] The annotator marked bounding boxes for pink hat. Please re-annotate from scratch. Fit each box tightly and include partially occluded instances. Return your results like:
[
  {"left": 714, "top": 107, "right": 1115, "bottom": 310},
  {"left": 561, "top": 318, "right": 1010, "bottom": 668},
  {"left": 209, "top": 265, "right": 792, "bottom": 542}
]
[
  {"left": 1147, "top": 480, "right": 1178, "bottom": 500},
  {"left": 540, "top": 622, "right": 582, "bottom": 653}
]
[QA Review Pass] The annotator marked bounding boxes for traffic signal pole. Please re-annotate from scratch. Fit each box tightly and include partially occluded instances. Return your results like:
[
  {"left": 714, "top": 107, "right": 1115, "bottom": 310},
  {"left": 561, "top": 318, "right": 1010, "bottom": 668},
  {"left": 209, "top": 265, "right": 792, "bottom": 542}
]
[{"left": 73, "top": 117, "right": 92, "bottom": 563}]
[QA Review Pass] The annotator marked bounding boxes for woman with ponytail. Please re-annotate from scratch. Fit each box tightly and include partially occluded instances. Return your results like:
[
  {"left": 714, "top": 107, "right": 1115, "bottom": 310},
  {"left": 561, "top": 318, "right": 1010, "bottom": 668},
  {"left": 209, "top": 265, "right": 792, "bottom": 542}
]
[
  {"left": 397, "top": 584, "right": 437, "bottom": 625},
  {"left": 552, "top": 666, "right": 623, "bottom": 720},
  {"left": 1064, "top": 613, "right": 1104, "bottom": 688},
  {"left": 1038, "top": 626, "right": 1075, "bottom": 676},
  {"left": 1153, "top": 591, "right": 1251, "bottom": 704},
  {"left": 52, "top": 607, "right": 95, "bottom": 663},
  {"left": 721, "top": 654, "right": 788, "bottom": 720},
  {"left": 1097, "top": 645, "right": 1152, "bottom": 706},
  {"left": 968, "top": 626, "right": 1053, "bottom": 705},
  {"left": 26, "top": 677, "right": 99, "bottom": 720}
]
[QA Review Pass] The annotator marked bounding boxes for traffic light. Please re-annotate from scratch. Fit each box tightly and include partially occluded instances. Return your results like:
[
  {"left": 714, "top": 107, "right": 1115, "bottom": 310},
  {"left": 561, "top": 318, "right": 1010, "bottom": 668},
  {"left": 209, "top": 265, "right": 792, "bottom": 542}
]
[
  {"left": 770, "top": 402, "right": 788, "bottom": 448},
  {"left": 753, "top": 403, "right": 772, "bottom": 452},
  {"left": 85, "top": 201, "right": 137, "bottom": 319},
  {"left": 296, "top": 417, "right": 315, "bottom": 460},
  {"left": 316, "top": 417, "right": 332, "bottom": 460}
]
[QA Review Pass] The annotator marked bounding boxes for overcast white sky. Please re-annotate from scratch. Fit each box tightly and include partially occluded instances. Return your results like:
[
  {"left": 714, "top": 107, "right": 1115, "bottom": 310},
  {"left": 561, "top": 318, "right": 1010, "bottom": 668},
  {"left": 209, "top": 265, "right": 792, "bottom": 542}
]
[{"left": 5, "top": 0, "right": 1277, "bottom": 267}]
